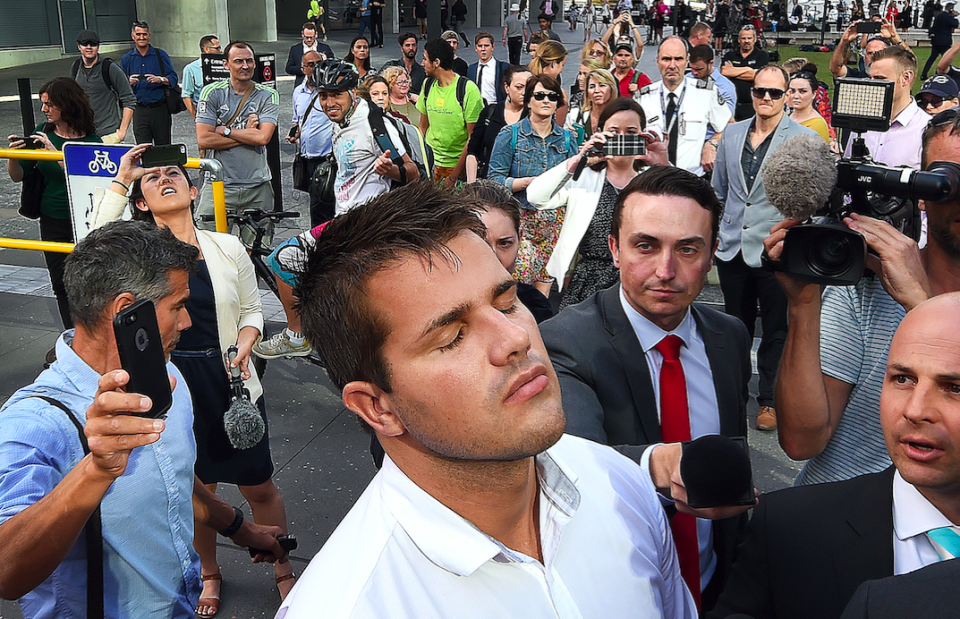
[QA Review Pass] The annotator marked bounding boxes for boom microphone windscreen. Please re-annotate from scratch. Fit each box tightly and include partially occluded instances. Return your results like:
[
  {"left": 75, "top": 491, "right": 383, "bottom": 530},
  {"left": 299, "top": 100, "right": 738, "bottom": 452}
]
[
  {"left": 224, "top": 396, "right": 265, "bottom": 450},
  {"left": 762, "top": 134, "right": 838, "bottom": 222},
  {"left": 680, "top": 435, "right": 754, "bottom": 509}
]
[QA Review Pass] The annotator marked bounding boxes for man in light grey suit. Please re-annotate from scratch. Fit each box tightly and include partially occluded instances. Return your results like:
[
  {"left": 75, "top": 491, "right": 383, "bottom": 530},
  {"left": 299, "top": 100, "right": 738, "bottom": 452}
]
[{"left": 711, "top": 63, "right": 817, "bottom": 432}]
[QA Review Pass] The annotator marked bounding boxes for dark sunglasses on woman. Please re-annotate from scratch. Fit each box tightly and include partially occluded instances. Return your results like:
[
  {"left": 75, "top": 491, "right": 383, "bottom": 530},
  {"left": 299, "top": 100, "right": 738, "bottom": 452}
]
[{"left": 532, "top": 91, "right": 562, "bottom": 102}]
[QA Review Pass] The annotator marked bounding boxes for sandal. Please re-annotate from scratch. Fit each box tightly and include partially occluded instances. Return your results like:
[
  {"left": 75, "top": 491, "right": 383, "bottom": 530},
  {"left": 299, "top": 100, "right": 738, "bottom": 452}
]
[
  {"left": 196, "top": 572, "right": 222, "bottom": 618},
  {"left": 276, "top": 571, "right": 297, "bottom": 601}
]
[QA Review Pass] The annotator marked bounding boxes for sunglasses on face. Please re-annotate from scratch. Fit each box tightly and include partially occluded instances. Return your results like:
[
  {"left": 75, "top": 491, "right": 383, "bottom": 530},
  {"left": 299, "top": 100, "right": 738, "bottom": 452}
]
[
  {"left": 588, "top": 50, "right": 606, "bottom": 57},
  {"left": 303, "top": 61, "right": 319, "bottom": 68},
  {"left": 532, "top": 91, "right": 561, "bottom": 102},
  {"left": 396, "top": 80, "right": 411, "bottom": 85},
  {"left": 917, "top": 94, "right": 947, "bottom": 108},
  {"left": 80, "top": 40, "right": 99, "bottom": 47},
  {"left": 751, "top": 87, "right": 785, "bottom": 100}
]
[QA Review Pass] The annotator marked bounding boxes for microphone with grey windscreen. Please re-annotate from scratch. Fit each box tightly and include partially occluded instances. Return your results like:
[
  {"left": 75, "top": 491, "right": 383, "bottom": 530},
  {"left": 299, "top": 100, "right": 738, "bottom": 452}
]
[{"left": 223, "top": 345, "right": 265, "bottom": 450}]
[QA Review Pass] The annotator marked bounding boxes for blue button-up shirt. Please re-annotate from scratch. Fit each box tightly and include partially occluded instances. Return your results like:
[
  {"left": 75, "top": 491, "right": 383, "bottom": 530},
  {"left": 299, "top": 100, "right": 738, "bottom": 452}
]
[
  {"left": 121, "top": 46, "right": 179, "bottom": 106},
  {"left": 0, "top": 332, "right": 200, "bottom": 619},
  {"left": 292, "top": 82, "right": 333, "bottom": 158}
]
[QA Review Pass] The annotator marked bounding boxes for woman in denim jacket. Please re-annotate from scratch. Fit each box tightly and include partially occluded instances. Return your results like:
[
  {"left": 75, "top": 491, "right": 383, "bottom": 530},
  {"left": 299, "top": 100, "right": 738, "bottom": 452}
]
[
  {"left": 527, "top": 97, "right": 668, "bottom": 309},
  {"left": 488, "top": 74, "right": 577, "bottom": 297}
]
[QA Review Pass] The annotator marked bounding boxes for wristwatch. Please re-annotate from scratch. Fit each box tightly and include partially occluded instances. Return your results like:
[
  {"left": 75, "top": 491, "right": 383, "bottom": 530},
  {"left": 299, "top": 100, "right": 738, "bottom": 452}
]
[
  {"left": 708, "top": 139, "right": 720, "bottom": 148},
  {"left": 223, "top": 127, "right": 232, "bottom": 137}
]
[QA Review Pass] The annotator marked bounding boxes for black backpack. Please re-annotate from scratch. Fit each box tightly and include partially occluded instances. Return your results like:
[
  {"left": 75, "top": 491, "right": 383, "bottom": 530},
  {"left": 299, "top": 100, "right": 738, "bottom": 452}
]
[
  {"left": 422, "top": 74, "right": 468, "bottom": 111},
  {"left": 72, "top": 56, "right": 118, "bottom": 95}
]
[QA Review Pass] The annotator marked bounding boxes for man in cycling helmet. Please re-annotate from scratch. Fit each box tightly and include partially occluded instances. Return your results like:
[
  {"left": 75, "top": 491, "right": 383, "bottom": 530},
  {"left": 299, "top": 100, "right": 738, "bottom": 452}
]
[{"left": 316, "top": 58, "right": 419, "bottom": 215}]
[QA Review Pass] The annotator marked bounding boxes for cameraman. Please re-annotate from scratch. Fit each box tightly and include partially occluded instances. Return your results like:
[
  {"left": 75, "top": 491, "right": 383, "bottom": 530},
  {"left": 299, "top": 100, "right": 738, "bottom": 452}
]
[
  {"left": 765, "top": 114, "right": 960, "bottom": 485},
  {"left": 843, "top": 46, "right": 926, "bottom": 169}
]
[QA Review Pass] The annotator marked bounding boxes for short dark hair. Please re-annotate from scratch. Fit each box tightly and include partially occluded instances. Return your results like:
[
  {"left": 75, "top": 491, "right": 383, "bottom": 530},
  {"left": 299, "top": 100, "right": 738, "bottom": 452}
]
[
  {"left": 611, "top": 165, "right": 723, "bottom": 245},
  {"left": 199, "top": 34, "right": 219, "bottom": 51},
  {"left": 64, "top": 220, "right": 199, "bottom": 329},
  {"left": 871, "top": 44, "right": 918, "bottom": 75},
  {"left": 689, "top": 43, "right": 715, "bottom": 64},
  {"left": 224, "top": 40, "right": 256, "bottom": 60},
  {"left": 502, "top": 64, "right": 531, "bottom": 87},
  {"left": 475, "top": 31, "right": 495, "bottom": 46},
  {"left": 39, "top": 78, "right": 96, "bottom": 137},
  {"left": 295, "top": 182, "right": 485, "bottom": 393},
  {"left": 689, "top": 22, "right": 712, "bottom": 38},
  {"left": 424, "top": 37, "right": 454, "bottom": 70},
  {"left": 302, "top": 22, "right": 318, "bottom": 32},
  {"left": 460, "top": 180, "right": 522, "bottom": 232},
  {"left": 399, "top": 32, "right": 419, "bottom": 46}
]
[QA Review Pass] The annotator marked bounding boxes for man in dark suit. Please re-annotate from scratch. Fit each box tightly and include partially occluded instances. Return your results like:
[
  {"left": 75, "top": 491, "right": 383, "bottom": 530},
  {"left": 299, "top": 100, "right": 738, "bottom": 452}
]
[
  {"left": 707, "top": 292, "right": 960, "bottom": 619},
  {"left": 541, "top": 165, "right": 754, "bottom": 611},
  {"left": 285, "top": 22, "right": 335, "bottom": 86},
  {"left": 467, "top": 31, "right": 510, "bottom": 104},
  {"left": 840, "top": 559, "right": 960, "bottom": 619}
]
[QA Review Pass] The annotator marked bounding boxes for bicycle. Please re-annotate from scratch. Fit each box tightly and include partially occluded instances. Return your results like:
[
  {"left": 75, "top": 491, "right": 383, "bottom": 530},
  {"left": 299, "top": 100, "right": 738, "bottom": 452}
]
[{"left": 199, "top": 208, "right": 325, "bottom": 377}]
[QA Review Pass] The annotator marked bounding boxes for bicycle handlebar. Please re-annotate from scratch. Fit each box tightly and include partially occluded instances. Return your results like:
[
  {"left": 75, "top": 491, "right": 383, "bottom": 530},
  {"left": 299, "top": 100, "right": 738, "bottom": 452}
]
[{"left": 198, "top": 209, "right": 301, "bottom": 223}]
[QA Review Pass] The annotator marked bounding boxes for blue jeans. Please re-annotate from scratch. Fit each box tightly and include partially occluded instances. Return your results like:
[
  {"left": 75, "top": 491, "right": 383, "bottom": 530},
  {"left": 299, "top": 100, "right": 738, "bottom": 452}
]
[{"left": 358, "top": 14, "right": 371, "bottom": 37}]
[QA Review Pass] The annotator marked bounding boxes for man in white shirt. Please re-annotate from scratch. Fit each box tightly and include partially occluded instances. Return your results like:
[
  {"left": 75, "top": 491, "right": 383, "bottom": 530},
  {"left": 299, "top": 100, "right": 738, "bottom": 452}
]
[
  {"left": 843, "top": 45, "right": 926, "bottom": 168},
  {"left": 636, "top": 36, "right": 732, "bottom": 175},
  {"left": 276, "top": 182, "right": 698, "bottom": 619},
  {"left": 467, "top": 31, "right": 509, "bottom": 104},
  {"left": 708, "top": 292, "right": 960, "bottom": 619}
]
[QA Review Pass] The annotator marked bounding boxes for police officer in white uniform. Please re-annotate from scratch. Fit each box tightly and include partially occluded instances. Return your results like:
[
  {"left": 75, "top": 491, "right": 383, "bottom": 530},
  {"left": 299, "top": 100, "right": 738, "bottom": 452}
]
[{"left": 635, "top": 36, "right": 731, "bottom": 176}]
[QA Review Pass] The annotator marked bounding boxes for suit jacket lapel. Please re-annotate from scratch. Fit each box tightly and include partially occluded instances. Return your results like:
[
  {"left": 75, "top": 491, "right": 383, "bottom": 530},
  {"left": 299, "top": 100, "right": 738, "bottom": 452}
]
[
  {"left": 748, "top": 113, "right": 791, "bottom": 202},
  {"left": 692, "top": 305, "right": 739, "bottom": 438},
  {"left": 834, "top": 467, "right": 897, "bottom": 596},
  {"left": 734, "top": 121, "right": 751, "bottom": 197},
  {"left": 601, "top": 287, "right": 663, "bottom": 443}
]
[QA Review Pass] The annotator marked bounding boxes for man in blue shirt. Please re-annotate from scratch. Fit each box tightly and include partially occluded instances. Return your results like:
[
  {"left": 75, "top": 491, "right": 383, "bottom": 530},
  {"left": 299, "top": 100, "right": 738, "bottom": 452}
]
[
  {"left": 0, "top": 221, "right": 286, "bottom": 618},
  {"left": 181, "top": 34, "right": 222, "bottom": 118},
  {"left": 120, "top": 21, "right": 179, "bottom": 145}
]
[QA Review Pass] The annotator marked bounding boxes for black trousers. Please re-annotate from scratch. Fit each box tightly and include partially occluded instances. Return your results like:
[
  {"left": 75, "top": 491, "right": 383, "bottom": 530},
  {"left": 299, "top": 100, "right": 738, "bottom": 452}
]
[
  {"left": 923, "top": 43, "right": 951, "bottom": 78},
  {"left": 715, "top": 251, "right": 788, "bottom": 408},
  {"left": 302, "top": 156, "right": 336, "bottom": 228},
  {"left": 133, "top": 103, "right": 172, "bottom": 145},
  {"left": 39, "top": 215, "right": 74, "bottom": 329},
  {"left": 508, "top": 36, "right": 524, "bottom": 65}
]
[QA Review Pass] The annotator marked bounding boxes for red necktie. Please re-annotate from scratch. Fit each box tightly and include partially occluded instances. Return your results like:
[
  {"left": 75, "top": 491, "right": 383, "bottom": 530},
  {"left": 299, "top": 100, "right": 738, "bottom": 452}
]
[{"left": 655, "top": 334, "right": 701, "bottom": 610}]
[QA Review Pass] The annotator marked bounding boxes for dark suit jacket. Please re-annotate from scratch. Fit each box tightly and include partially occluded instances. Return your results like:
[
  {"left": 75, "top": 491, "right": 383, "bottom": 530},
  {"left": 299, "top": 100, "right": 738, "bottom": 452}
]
[
  {"left": 467, "top": 60, "right": 509, "bottom": 103},
  {"left": 708, "top": 467, "right": 897, "bottom": 619},
  {"left": 840, "top": 557, "right": 960, "bottom": 619},
  {"left": 540, "top": 286, "right": 751, "bottom": 597},
  {"left": 285, "top": 42, "right": 336, "bottom": 86}
]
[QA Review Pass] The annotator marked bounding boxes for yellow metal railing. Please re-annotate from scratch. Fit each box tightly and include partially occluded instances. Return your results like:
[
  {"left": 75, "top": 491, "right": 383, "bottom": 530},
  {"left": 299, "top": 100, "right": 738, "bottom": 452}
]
[{"left": 0, "top": 150, "right": 228, "bottom": 253}]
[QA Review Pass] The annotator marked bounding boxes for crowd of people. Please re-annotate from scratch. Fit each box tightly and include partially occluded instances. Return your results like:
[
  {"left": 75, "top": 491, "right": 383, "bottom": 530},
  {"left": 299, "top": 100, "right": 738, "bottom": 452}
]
[{"left": 3, "top": 9, "right": 960, "bottom": 619}]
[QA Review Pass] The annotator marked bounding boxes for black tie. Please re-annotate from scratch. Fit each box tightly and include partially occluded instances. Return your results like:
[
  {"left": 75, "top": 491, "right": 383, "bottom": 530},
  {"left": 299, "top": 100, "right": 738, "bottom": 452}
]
[
  {"left": 666, "top": 92, "right": 678, "bottom": 165},
  {"left": 477, "top": 64, "right": 485, "bottom": 96}
]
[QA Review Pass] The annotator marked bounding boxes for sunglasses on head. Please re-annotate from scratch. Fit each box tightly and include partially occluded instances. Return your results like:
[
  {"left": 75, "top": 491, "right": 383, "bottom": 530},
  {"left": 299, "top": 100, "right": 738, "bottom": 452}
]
[
  {"left": 532, "top": 91, "right": 562, "bottom": 102},
  {"left": 751, "top": 87, "right": 785, "bottom": 100}
]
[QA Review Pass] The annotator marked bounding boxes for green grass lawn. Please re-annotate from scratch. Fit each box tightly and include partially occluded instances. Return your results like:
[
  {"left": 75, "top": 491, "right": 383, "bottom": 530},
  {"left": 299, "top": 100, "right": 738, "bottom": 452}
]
[{"left": 768, "top": 44, "right": 934, "bottom": 96}]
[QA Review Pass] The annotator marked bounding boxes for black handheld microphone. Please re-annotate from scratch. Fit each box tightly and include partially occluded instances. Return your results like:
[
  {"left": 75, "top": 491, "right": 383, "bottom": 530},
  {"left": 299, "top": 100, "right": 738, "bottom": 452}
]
[{"left": 680, "top": 435, "right": 755, "bottom": 509}]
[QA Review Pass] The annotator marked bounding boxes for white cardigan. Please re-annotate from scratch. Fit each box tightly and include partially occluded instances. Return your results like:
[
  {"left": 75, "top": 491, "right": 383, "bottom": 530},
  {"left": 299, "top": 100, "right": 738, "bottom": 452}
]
[
  {"left": 525, "top": 159, "right": 608, "bottom": 290},
  {"left": 94, "top": 191, "right": 265, "bottom": 402}
]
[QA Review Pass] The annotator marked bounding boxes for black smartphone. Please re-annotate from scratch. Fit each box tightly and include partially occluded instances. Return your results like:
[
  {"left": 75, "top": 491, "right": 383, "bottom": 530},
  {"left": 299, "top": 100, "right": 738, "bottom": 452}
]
[
  {"left": 857, "top": 21, "right": 881, "bottom": 33},
  {"left": 141, "top": 144, "right": 188, "bottom": 168},
  {"left": 287, "top": 125, "right": 299, "bottom": 139},
  {"left": 113, "top": 299, "right": 173, "bottom": 419},
  {"left": 248, "top": 534, "right": 299, "bottom": 558},
  {"left": 681, "top": 436, "right": 755, "bottom": 509},
  {"left": 10, "top": 136, "right": 42, "bottom": 149},
  {"left": 602, "top": 134, "right": 647, "bottom": 156}
]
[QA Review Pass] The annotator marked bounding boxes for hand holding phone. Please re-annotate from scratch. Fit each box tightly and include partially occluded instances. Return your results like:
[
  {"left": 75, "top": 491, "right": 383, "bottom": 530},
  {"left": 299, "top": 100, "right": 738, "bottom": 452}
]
[
  {"left": 141, "top": 144, "right": 188, "bottom": 168},
  {"left": 8, "top": 136, "right": 42, "bottom": 150},
  {"left": 113, "top": 299, "right": 173, "bottom": 419}
]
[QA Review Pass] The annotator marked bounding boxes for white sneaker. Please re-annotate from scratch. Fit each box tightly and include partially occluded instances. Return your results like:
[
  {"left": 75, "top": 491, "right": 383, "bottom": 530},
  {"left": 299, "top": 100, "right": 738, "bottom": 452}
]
[{"left": 253, "top": 331, "right": 312, "bottom": 359}]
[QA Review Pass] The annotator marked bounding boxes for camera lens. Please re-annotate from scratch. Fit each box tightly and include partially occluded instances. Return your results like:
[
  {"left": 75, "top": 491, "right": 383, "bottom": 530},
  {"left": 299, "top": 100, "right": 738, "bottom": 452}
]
[{"left": 805, "top": 235, "right": 854, "bottom": 277}]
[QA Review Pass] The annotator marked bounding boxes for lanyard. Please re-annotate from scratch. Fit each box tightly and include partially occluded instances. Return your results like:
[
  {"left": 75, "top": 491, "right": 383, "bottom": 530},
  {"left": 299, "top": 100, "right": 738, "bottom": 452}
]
[{"left": 660, "top": 82, "right": 687, "bottom": 135}]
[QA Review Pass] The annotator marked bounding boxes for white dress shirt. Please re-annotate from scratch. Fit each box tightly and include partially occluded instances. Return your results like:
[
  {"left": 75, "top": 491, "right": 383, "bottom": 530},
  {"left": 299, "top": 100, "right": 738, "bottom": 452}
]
[
  {"left": 276, "top": 434, "right": 697, "bottom": 619},
  {"left": 892, "top": 471, "right": 956, "bottom": 575},
  {"left": 477, "top": 58, "right": 498, "bottom": 104},
  {"left": 621, "top": 287, "right": 722, "bottom": 592}
]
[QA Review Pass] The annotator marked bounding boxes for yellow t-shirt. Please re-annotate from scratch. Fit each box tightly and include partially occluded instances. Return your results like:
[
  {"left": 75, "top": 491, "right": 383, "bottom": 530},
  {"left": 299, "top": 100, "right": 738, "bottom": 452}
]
[{"left": 800, "top": 115, "right": 831, "bottom": 143}]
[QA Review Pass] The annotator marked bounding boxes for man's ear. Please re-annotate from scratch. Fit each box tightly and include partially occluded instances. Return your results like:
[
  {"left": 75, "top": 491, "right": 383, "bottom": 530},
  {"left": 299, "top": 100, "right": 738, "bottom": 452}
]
[
  {"left": 343, "top": 381, "right": 406, "bottom": 437},
  {"left": 108, "top": 292, "right": 138, "bottom": 319},
  {"left": 608, "top": 234, "right": 621, "bottom": 269}
]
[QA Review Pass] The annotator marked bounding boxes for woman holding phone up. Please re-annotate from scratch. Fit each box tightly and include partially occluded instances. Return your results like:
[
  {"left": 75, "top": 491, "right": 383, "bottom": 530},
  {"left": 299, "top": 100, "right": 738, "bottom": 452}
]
[{"left": 94, "top": 145, "right": 294, "bottom": 618}]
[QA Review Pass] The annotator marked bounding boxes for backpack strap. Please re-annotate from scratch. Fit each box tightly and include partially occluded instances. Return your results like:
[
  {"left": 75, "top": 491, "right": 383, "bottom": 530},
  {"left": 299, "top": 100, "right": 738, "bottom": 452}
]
[
  {"left": 423, "top": 76, "right": 436, "bottom": 101},
  {"left": 455, "top": 75, "right": 467, "bottom": 109},
  {"left": 30, "top": 395, "right": 103, "bottom": 619},
  {"left": 367, "top": 104, "right": 407, "bottom": 183}
]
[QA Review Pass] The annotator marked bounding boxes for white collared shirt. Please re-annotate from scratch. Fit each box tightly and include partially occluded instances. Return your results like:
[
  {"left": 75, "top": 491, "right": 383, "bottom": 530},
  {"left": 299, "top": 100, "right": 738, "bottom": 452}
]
[
  {"left": 477, "top": 58, "right": 498, "bottom": 104},
  {"left": 276, "top": 434, "right": 696, "bottom": 619},
  {"left": 620, "top": 286, "right": 722, "bottom": 592},
  {"left": 892, "top": 471, "right": 955, "bottom": 575},
  {"left": 302, "top": 42, "right": 318, "bottom": 55}
]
